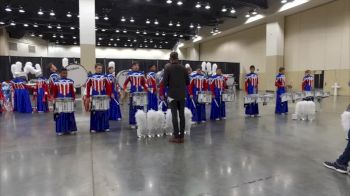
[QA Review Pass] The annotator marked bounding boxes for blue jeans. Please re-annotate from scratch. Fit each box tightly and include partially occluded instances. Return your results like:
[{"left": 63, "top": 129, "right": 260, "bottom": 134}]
[{"left": 337, "top": 130, "right": 350, "bottom": 167}]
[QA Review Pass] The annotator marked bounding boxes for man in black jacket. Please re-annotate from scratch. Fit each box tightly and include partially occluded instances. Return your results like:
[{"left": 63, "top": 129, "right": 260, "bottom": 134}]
[{"left": 163, "top": 52, "right": 190, "bottom": 143}]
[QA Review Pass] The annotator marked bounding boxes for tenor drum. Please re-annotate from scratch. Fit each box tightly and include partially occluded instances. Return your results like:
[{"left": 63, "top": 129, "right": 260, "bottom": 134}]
[
  {"left": 222, "top": 90, "right": 235, "bottom": 102},
  {"left": 198, "top": 91, "right": 212, "bottom": 104},
  {"left": 304, "top": 91, "right": 314, "bottom": 98},
  {"left": 66, "top": 64, "right": 88, "bottom": 88},
  {"left": 281, "top": 93, "right": 293, "bottom": 102},
  {"left": 132, "top": 92, "right": 148, "bottom": 106},
  {"left": 91, "top": 95, "right": 110, "bottom": 111},
  {"left": 244, "top": 94, "right": 258, "bottom": 104},
  {"left": 55, "top": 98, "right": 74, "bottom": 113}
]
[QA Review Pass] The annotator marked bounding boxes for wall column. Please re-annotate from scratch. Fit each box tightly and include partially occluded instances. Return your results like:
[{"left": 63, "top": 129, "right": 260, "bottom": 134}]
[
  {"left": 265, "top": 17, "right": 285, "bottom": 91},
  {"left": 79, "top": 0, "right": 96, "bottom": 71},
  {"left": 0, "top": 28, "right": 9, "bottom": 56}
]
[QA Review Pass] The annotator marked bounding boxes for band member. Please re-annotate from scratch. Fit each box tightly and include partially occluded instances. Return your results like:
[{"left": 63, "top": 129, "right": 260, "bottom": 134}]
[
  {"left": 275, "top": 67, "right": 288, "bottom": 114},
  {"left": 189, "top": 68, "right": 208, "bottom": 123},
  {"left": 0, "top": 83, "right": 3, "bottom": 114},
  {"left": 210, "top": 67, "right": 227, "bottom": 120},
  {"left": 53, "top": 68, "right": 77, "bottom": 135},
  {"left": 34, "top": 75, "right": 49, "bottom": 113},
  {"left": 123, "top": 62, "right": 148, "bottom": 129},
  {"left": 48, "top": 63, "right": 60, "bottom": 92},
  {"left": 245, "top": 65, "right": 259, "bottom": 117},
  {"left": 10, "top": 76, "right": 32, "bottom": 113},
  {"left": 159, "top": 71, "right": 169, "bottom": 112},
  {"left": 86, "top": 63, "right": 113, "bottom": 133},
  {"left": 146, "top": 65, "right": 158, "bottom": 111},
  {"left": 302, "top": 70, "right": 314, "bottom": 101},
  {"left": 107, "top": 65, "right": 122, "bottom": 121}
]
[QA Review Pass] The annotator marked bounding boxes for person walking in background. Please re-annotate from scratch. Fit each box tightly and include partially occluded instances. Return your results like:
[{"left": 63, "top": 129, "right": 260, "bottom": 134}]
[
  {"left": 210, "top": 67, "right": 227, "bottom": 121},
  {"left": 163, "top": 52, "right": 190, "bottom": 143}
]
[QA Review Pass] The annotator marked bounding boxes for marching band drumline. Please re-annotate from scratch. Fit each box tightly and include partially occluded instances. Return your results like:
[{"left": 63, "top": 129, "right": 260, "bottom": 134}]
[{"left": 0, "top": 62, "right": 331, "bottom": 136}]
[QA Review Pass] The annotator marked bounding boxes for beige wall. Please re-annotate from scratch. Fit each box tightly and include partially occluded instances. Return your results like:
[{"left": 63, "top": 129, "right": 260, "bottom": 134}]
[
  {"left": 198, "top": 25, "right": 267, "bottom": 90},
  {"left": 284, "top": 0, "right": 350, "bottom": 95}
]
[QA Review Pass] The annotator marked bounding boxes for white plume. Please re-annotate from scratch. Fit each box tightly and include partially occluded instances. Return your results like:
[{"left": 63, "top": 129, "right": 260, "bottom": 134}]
[
  {"left": 165, "top": 109, "right": 173, "bottom": 135},
  {"left": 135, "top": 110, "right": 147, "bottom": 137},
  {"left": 62, "top": 58, "right": 69, "bottom": 68},
  {"left": 201, "top": 62, "right": 207, "bottom": 72},
  {"left": 184, "top": 107, "right": 193, "bottom": 134},
  {"left": 185, "top": 64, "right": 191, "bottom": 69},
  {"left": 341, "top": 111, "right": 350, "bottom": 132},
  {"left": 206, "top": 62, "right": 212, "bottom": 75},
  {"left": 108, "top": 61, "right": 115, "bottom": 69},
  {"left": 34, "top": 64, "right": 42, "bottom": 77},
  {"left": 155, "top": 110, "right": 166, "bottom": 136},
  {"left": 212, "top": 63, "right": 218, "bottom": 75},
  {"left": 146, "top": 109, "right": 158, "bottom": 137}
]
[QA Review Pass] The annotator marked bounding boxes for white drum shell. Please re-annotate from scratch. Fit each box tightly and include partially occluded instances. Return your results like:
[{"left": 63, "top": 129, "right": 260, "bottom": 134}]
[
  {"left": 198, "top": 91, "right": 212, "bottom": 103},
  {"left": 55, "top": 98, "right": 74, "bottom": 113},
  {"left": 91, "top": 95, "right": 110, "bottom": 111},
  {"left": 132, "top": 92, "right": 148, "bottom": 106}
]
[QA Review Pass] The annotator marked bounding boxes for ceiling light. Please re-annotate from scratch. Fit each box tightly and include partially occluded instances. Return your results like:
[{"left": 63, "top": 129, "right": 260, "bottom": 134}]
[
  {"left": 18, "top": 7, "right": 25, "bottom": 13},
  {"left": 101, "top": 29, "right": 106, "bottom": 32},
  {"left": 150, "top": 39, "right": 153, "bottom": 43},
  {"left": 66, "top": 12, "right": 72, "bottom": 17},
  {"left": 10, "top": 21, "right": 16, "bottom": 26},
  {"left": 114, "top": 43, "right": 117, "bottom": 47},
  {"left": 33, "top": 23, "right": 38, "bottom": 27},
  {"left": 245, "top": 13, "right": 251, "bottom": 18},
  {"left": 39, "top": 34, "right": 43, "bottom": 38},
  {"left": 77, "top": 14, "right": 80, "bottom": 18},
  {"left": 189, "top": 23, "right": 194, "bottom": 28},
  {"left": 70, "top": 26, "right": 75, "bottom": 30},
  {"left": 115, "top": 29, "right": 120, "bottom": 33},
  {"left": 104, "top": 15, "right": 109, "bottom": 20},
  {"left": 179, "top": 34, "right": 184, "bottom": 38},
  {"left": 95, "top": 15, "right": 99, "bottom": 20},
  {"left": 154, "top": 19, "right": 159, "bottom": 25},
  {"left": 166, "top": 0, "right": 172, "bottom": 4},
  {"left": 53, "top": 34, "right": 57, "bottom": 38},
  {"left": 140, "top": 44, "right": 143, "bottom": 48},
  {"left": 56, "top": 41, "right": 59, "bottom": 44},
  {"left": 197, "top": 24, "right": 201, "bottom": 29},
  {"left": 74, "top": 42, "right": 77, "bottom": 45},
  {"left": 205, "top": 3, "right": 211, "bottom": 9},
  {"left": 281, "top": 0, "right": 288, "bottom": 3},
  {"left": 98, "top": 37, "right": 103, "bottom": 40},
  {"left": 121, "top": 16, "right": 126, "bottom": 22},
  {"left": 221, "top": 6, "right": 227, "bottom": 12},
  {"left": 60, "top": 35, "right": 64, "bottom": 38},
  {"left": 173, "top": 33, "right": 177, "bottom": 37},
  {"left": 177, "top": 1, "right": 183, "bottom": 6},
  {"left": 5, "top": 6, "right": 12, "bottom": 12},
  {"left": 50, "top": 10, "right": 55, "bottom": 16},
  {"left": 143, "top": 30, "right": 147, "bottom": 35},
  {"left": 127, "top": 38, "right": 131, "bottom": 42},
  {"left": 165, "top": 41, "right": 168, "bottom": 44},
  {"left": 136, "top": 30, "right": 140, "bottom": 34},
  {"left": 130, "top": 44, "right": 133, "bottom": 47},
  {"left": 133, "top": 39, "right": 137, "bottom": 42},
  {"left": 162, "top": 32, "right": 166, "bottom": 36},
  {"left": 230, "top": 8, "right": 236, "bottom": 14},
  {"left": 57, "top": 24, "right": 61, "bottom": 29},
  {"left": 159, "top": 45, "right": 162, "bottom": 48},
  {"left": 123, "top": 29, "right": 127, "bottom": 33},
  {"left": 97, "top": 42, "right": 101, "bottom": 46},
  {"left": 130, "top": 17, "right": 135, "bottom": 23},
  {"left": 108, "top": 43, "right": 111, "bottom": 46},
  {"left": 31, "top": 33, "right": 35, "bottom": 37},
  {"left": 72, "top": 36, "right": 76, "bottom": 39},
  {"left": 169, "top": 21, "right": 173, "bottom": 26},
  {"left": 117, "top": 37, "right": 120, "bottom": 41},
  {"left": 144, "top": 39, "right": 148, "bottom": 43},
  {"left": 176, "top": 22, "right": 181, "bottom": 27},
  {"left": 145, "top": 45, "right": 148, "bottom": 48},
  {"left": 124, "top": 43, "right": 127, "bottom": 47},
  {"left": 195, "top": 2, "right": 201, "bottom": 8},
  {"left": 155, "top": 32, "right": 160, "bottom": 36},
  {"left": 37, "top": 8, "right": 44, "bottom": 15},
  {"left": 23, "top": 24, "right": 29, "bottom": 27},
  {"left": 154, "top": 45, "right": 157, "bottom": 48},
  {"left": 95, "top": 28, "right": 98, "bottom": 31},
  {"left": 0, "top": 21, "right": 5, "bottom": 25},
  {"left": 110, "top": 38, "right": 114, "bottom": 41},
  {"left": 252, "top": 10, "right": 258, "bottom": 15},
  {"left": 146, "top": 19, "right": 151, "bottom": 24}
]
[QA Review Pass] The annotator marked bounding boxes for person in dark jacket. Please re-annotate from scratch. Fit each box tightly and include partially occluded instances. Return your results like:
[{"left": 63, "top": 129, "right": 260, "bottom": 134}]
[{"left": 163, "top": 52, "right": 190, "bottom": 143}]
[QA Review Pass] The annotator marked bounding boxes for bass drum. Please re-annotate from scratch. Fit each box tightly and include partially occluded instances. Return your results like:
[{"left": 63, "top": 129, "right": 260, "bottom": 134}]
[
  {"left": 116, "top": 70, "right": 130, "bottom": 91},
  {"left": 224, "top": 74, "right": 235, "bottom": 87},
  {"left": 66, "top": 64, "right": 88, "bottom": 88}
]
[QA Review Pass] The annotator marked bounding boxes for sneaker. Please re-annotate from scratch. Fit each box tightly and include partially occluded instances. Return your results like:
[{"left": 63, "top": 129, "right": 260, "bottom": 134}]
[
  {"left": 323, "top": 161, "right": 348, "bottom": 174},
  {"left": 70, "top": 131, "right": 77, "bottom": 135},
  {"left": 56, "top": 132, "right": 63, "bottom": 136},
  {"left": 117, "top": 118, "right": 121, "bottom": 121},
  {"left": 90, "top": 130, "right": 96, "bottom": 133},
  {"left": 250, "top": 115, "right": 255, "bottom": 118},
  {"left": 215, "top": 118, "right": 220, "bottom": 121},
  {"left": 105, "top": 129, "right": 110, "bottom": 132},
  {"left": 130, "top": 125, "right": 136, "bottom": 129},
  {"left": 201, "top": 120, "right": 206, "bottom": 123}
]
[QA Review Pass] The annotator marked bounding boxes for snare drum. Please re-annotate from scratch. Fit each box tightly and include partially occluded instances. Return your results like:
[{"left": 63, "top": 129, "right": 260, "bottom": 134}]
[
  {"left": 281, "top": 93, "right": 292, "bottom": 102},
  {"left": 132, "top": 92, "right": 148, "bottom": 106},
  {"left": 198, "top": 91, "right": 212, "bottom": 104},
  {"left": 244, "top": 94, "right": 257, "bottom": 104},
  {"left": 55, "top": 98, "right": 74, "bottom": 113},
  {"left": 222, "top": 90, "right": 235, "bottom": 102},
  {"left": 91, "top": 95, "right": 110, "bottom": 111}
]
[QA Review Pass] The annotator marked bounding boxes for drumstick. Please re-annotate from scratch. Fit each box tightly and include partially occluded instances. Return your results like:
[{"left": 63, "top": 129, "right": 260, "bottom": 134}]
[
  {"left": 213, "top": 99, "right": 219, "bottom": 107},
  {"left": 191, "top": 98, "right": 196, "bottom": 109},
  {"left": 112, "top": 97, "right": 120, "bottom": 105}
]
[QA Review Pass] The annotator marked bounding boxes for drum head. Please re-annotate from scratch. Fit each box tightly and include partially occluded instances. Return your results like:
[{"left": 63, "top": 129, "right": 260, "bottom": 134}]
[
  {"left": 116, "top": 70, "right": 130, "bottom": 90},
  {"left": 66, "top": 64, "right": 88, "bottom": 88}
]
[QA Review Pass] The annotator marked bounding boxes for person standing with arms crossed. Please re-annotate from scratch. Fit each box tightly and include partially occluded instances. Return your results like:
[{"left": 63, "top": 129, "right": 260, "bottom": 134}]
[{"left": 163, "top": 52, "right": 190, "bottom": 143}]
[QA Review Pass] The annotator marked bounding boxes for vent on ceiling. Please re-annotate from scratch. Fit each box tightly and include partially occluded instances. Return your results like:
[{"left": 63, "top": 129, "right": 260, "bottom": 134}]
[
  {"left": 28, "top": 45, "right": 36, "bottom": 53},
  {"left": 9, "top": 42, "right": 17, "bottom": 51}
]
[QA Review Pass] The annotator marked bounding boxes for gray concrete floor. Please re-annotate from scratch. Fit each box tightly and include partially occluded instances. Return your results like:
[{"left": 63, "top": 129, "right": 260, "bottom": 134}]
[{"left": 1, "top": 92, "right": 350, "bottom": 196}]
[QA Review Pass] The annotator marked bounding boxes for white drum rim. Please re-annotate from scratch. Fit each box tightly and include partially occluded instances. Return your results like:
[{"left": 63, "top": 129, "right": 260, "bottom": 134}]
[{"left": 66, "top": 64, "right": 88, "bottom": 88}]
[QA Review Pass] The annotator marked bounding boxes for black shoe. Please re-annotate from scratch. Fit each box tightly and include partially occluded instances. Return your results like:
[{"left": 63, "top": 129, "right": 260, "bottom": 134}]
[{"left": 323, "top": 161, "right": 348, "bottom": 174}]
